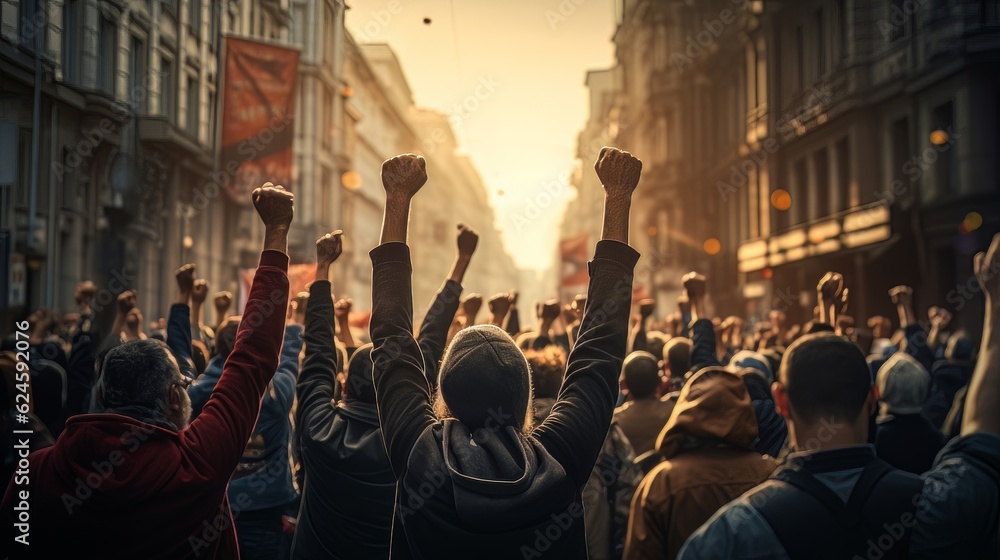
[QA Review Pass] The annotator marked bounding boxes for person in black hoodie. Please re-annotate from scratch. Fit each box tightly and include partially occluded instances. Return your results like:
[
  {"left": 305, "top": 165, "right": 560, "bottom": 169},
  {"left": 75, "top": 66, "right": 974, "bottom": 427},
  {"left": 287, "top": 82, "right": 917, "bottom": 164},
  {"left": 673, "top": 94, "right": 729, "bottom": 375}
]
[
  {"left": 293, "top": 221, "right": 479, "bottom": 559},
  {"left": 369, "top": 147, "right": 641, "bottom": 559}
]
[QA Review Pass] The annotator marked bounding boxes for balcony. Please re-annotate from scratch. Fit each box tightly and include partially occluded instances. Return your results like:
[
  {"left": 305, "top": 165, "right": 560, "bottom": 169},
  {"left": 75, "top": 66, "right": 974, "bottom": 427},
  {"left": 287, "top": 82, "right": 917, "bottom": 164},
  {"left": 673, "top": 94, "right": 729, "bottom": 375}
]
[{"left": 736, "top": 200, "right": 893, "bottom": 273}]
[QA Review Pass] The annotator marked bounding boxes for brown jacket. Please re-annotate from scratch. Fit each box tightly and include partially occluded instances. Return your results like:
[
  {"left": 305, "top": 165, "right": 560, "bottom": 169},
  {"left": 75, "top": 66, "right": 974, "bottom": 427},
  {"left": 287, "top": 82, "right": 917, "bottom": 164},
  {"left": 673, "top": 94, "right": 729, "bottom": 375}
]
[
  {"left": 624, "top": 368, "right": 778, "bottom": 560},
  {"left": 614, "top": 397, "right": 676, "bottom": 456}
]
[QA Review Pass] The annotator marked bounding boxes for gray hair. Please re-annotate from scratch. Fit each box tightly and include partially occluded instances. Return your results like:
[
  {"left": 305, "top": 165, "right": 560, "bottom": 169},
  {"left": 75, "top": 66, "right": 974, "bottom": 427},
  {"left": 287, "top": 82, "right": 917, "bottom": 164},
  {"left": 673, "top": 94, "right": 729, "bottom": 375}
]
[
  {"left": 97, "top": 339, "right": 177, "bottom": 412},
  {"left": 876, "top": 352, "right": 930, "bottom": 416}
]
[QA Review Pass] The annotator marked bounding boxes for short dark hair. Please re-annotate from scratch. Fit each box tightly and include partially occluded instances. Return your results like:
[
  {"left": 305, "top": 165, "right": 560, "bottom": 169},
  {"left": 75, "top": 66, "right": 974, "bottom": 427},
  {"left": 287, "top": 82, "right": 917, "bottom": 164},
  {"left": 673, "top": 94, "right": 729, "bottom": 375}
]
[
  {"left": 525, "top": 345, "right": 566, "bottom": 399},
  {"left": 779, "top": 333, "right": 871, "bottom": 424},
  {"left": 622, "top": 351, "right": 660, "bottom": 399},
  {"left": 99, "top": 339, "right": 177, "bottom": 410},
  {"left": 663, "top": 337, "right": 692, "bottom": 377}
]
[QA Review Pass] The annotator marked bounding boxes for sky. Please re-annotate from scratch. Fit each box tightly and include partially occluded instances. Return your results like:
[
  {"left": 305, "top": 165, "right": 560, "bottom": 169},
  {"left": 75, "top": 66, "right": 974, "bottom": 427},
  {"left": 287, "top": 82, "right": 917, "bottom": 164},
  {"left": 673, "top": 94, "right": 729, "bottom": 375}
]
[{"left": 344, "top": 0, "right": 617, "bottom": 272}]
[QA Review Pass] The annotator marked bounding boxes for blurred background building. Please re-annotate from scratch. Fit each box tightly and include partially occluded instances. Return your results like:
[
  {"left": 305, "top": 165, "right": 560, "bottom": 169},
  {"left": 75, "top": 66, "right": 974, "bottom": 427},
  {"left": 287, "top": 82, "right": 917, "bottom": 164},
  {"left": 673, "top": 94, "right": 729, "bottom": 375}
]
[
  {"left": 561, "top": 0, "right": 1000, "bottom": 334},
  {"left": 1, "top": 0, "right": 517, "bottom": 331}
]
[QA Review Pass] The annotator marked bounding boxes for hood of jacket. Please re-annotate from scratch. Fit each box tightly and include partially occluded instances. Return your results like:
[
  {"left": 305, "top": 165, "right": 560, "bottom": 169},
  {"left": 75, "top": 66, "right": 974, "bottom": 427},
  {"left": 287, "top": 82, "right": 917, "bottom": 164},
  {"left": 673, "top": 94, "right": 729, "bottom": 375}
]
[{"left": 656, "top": 367, "right": 759, "bottom": 459}]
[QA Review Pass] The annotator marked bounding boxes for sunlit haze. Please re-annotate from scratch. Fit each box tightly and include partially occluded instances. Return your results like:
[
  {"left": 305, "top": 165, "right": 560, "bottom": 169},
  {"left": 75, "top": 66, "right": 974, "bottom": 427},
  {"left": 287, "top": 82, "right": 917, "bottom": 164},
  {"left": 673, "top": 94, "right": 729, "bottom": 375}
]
[{"left": 345, "top": 0, "right": 616, "bottom": 272}]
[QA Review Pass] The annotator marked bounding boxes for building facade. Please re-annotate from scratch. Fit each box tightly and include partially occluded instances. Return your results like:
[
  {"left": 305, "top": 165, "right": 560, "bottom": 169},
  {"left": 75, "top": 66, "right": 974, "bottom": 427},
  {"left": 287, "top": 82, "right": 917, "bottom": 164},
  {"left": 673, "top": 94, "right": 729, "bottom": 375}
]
[
  {"left": 569, "top": 0, "right": 1000, "bottom": 334},
  {"left": 0, "top": 0, "right": 270, "bottom": 330}
]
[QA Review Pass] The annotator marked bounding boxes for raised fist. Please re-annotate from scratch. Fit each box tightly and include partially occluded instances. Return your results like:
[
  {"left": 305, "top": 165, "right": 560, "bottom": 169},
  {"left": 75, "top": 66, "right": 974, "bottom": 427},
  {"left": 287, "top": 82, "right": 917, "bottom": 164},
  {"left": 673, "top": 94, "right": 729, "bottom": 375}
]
[
  {"left": 462, "top": 293, "right": 483, "bottom": 321},
  {"left": 540, "top": 299, "right": 561, "bottom": 322},
  {"left": 214, "top": 291, "right": 233, "bottom": 313},
  {"left": 75, "top": 281, "right": 97, "bottom": 304},
  {"left": 117, "top": 290, "right": 137, "bottom": 315},
  {"left": 561, "top": 304, "right": 576, "bottom": 324},
  {"left": 594, "top": 147, "right": 642, "bottom": 196},
  {"left": 125, "top": 307, "right": 143, "bottom": 330},
  {"left": 929, "top": 306, "right": 953, "bottom": 329},
  {"left": 509, "top": 291, "right": 519, "bottom": 305},
  {"left": 291, "top": 292, "right": 309, "bottom": 324},
  {"left": 381, "top": 154, "right": 427, "bottom": 200},
  {"left": 974, "top": 232, "right": 1000, "bottom": 306},
  {"left": 252, "top": 182, "right": 294, "bottom": 229},
  {"left": 818, "top": 272, "right": 845, "bottom": 301},
  {"left": 888, "top": 285, "right": 913, "bottom": 306},
  {"left": 334, "top": 298, "right": 353, "bottom": 319},
  {"left": 488, "top": 293, "right": 511, "bottom": 316},
  {"left": 316, "top": 230, "right": 344, "bottom": 264},
  {"left": 176, "top": 264, "right": 196, "bottom": 294},
  {"left": 682, "top": 272, "right": 707, "bottom": 300},
  {"left": 192, "top": 279, "right": 209, "bottom": 304},
  {"left": 638, "top": 298, "right": 656, "bottom": 318},
  {"left": 456, "top": 223, "right": 479, "bottom": 258}
]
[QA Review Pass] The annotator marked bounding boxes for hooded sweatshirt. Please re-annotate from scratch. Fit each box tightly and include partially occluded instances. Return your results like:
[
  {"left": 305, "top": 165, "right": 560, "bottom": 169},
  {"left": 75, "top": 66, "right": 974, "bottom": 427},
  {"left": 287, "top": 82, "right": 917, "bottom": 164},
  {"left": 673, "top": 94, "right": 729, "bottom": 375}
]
[
  {"left": 0, "top": 250, "right": 289, "bottom": 560},
  {"left": 624, "top": 368, "right": 778, "bottom": 560},
  {"left": 369, "top": 240, "right": 638, "bottom": 559}
]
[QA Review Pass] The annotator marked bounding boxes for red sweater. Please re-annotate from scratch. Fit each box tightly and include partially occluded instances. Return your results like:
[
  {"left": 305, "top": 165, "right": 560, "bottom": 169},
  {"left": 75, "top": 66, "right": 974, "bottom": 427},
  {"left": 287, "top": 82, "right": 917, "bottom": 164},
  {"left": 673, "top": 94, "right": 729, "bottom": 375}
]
[{"left": 1, "top": 250, "right": 289, "bottom": 559}]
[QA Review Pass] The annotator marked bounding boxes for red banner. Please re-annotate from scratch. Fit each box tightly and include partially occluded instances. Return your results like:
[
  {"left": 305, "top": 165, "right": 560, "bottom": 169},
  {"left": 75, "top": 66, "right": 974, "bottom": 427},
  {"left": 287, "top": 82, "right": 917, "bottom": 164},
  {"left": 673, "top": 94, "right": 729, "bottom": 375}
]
[
  {"left": 220, "top": 37, "right": 300, "bottom": 205},
  {"left": 560, "top": 234, "right": 589, "bottom": 287}
]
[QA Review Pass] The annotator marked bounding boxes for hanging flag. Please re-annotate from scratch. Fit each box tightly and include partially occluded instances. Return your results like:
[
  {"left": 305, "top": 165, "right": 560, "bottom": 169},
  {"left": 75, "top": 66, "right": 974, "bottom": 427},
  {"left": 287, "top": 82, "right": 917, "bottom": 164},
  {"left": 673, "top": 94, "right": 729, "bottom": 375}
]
[
  {"left": 560, "top": 234, "right": 589, "bottom": 287},
  {"left": 219, "top": 37, "right": 301, "bottom": 205}
]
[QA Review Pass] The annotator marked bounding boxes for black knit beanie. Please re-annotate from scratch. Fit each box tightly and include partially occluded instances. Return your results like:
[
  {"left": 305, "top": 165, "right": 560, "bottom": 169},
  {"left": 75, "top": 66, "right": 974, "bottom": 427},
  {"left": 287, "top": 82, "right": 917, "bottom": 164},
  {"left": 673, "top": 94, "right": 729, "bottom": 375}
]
[{"left": 438, "top": 324, "right": 532, "bottom": 430}]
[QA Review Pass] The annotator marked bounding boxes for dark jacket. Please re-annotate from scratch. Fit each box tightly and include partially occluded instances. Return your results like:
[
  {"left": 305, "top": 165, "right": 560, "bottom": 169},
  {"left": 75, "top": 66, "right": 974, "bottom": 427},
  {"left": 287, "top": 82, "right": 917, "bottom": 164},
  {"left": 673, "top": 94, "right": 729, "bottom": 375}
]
[
  {"left": 924, "top": 361, "right": 973, "bottom": 430},
  {"left": 228, "top": 323, "right": 302, "bottom": 511},
  {"left": 293, "top": 276, "right": 462, "bottom": 559},
  {"left": 875, "top": 413, "right": 947, "bottom": 475},
  {"left": 369, "top": 240, "right": 638, "bottom": 559},
  {"left": 0, "top": 250, "right": 289, "bottom": 559}
]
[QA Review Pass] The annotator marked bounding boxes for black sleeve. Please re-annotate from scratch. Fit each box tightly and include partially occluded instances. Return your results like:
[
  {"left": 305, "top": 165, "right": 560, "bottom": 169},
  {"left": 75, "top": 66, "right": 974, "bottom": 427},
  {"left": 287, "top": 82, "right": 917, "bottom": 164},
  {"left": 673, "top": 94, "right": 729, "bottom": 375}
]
[
  {"left": 532, "top": 240, "right": 639, "bottom": 487},
  {"left": 629, "top": 319, "right": 648, "bottom": 354},
  {"left": 369, "top": 243, "right": 437, "bottom": 477},
  {"left": 297, "top": 280, "right": 338, "bottom": 444},
  {"left": 166, "top": 303, "right": 196, "bottom": 380},
  {"left": 506, "top": 306, "right": 521, "bottom": 336},
  {"left": 902, "top": 323, "right": 936, "bottom": 374},
  {"left": 65, "top": 312, "right": 97, "bottom": 416},
  {"left": 689, "top": 318, "right": 721, "bottom": 373},
  {"left": 416, "top": 279, "right": 463, "bottom": 391}
]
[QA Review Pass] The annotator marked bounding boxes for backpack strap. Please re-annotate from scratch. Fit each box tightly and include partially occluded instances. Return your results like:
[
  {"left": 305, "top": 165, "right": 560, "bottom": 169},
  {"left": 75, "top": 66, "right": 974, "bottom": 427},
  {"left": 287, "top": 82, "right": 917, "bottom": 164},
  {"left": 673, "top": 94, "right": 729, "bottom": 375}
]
[{"left": 748, "top": 459, "right": 924, "bottom": 559}]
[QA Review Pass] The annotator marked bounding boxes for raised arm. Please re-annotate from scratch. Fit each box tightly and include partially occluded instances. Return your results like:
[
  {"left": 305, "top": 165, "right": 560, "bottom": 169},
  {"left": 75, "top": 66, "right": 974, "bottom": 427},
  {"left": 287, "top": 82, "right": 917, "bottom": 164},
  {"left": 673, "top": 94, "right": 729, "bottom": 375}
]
[
  {"left": 369, "top": 154, "right": 436, "bottom": 477},
  {"left": 533, "top": 147, "right": 641, "bottom": 486},
  {"left": 167, "top": 265, "right": 196, "bottom": 380},
  {"left": 190, "top": 279, "right": 209, "bottom": 341},
  {"left": 297, "top": 231, "right": 343, "bottom": 440},
  {"left": 505, "top": 291, "right": 521, "bottom": 336},
  {"left": 963, "top": 233, "right": 1000, "bottom": 435},
  {"left": 65, "top": 282, "right": 98, "bottom": 416},
  {"left": 417, "top": 224, "right": 477, "bottom": 389},
  {"left": 890, "top": 285, "right": 935, "bottom": 371},
  {"left": 213, "top": 291, "right": 233, "bottom": 333},
  {"left": 683, "top": 272, "right": 720, "bottom": 372},
  {"left": 181, "top": 182, "right": 293, "bottom": 477},
  {"left": 629, "top": 298, "right": 655, "bottom": 353},
  {"left": 488, "top": 293, "right": 512, "bottom": 328},
  {"left": 268, "top": 294, "right": 306, "bottom": 412}
]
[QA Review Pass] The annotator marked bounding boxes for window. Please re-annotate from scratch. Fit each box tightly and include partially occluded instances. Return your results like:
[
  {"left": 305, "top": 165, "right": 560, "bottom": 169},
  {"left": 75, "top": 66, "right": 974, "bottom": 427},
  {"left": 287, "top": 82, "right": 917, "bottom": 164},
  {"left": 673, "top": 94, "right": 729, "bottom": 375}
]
[
  {"left": 207, "top": 89, "right": 217, "bottom": 143},
  {"left": 932, "top": 101, "right": 956, "bottom": 195},
  {"left": 890, "top": 117, "right": 909, "bottom": 193},
  {"left": 793, "top": 158, "right": 809, "bottom": 225},
  {"left": 161, "top": 57, "right": 176, "bottom": 121},
  {"left": 186, "top": 75, "right": 199, "bottom": 135},
  {"left": 130, "top": 37, "right": 148, "bottom": 112},
  {"left": 209, "top": 1, "right": 220, "bottom": 48},
  {"left": 838, "top": 0, "right": 849, "bottom": 61},
  {"left": 324, "top": 3, "right": 336, "bottom": 63},
  {"left": 188, "top": 0, "right": 201, "bottom": 34},
  {"left": 814, "top": 148, "right": 829, "bottom": 219},
  {"left": 795, "top": 25, "right": 805, "bottom": 92},
  {"left": 99, "top": 17, "right": 118, "bottom": 94},
  {"left": 63, "top": 0, "right": 80, "bottom": 84},
  {"left": 18, "top": 0, "right": 41, "bottom": 50},
  {"left": 889, "top": 0, "right": 906, "bottom": 42},
  {"left": 816, "top": 9, "right": 826, "bottom": 76},
  {"left": 836, "top": 137, "right": 850, "bottom": 209}
]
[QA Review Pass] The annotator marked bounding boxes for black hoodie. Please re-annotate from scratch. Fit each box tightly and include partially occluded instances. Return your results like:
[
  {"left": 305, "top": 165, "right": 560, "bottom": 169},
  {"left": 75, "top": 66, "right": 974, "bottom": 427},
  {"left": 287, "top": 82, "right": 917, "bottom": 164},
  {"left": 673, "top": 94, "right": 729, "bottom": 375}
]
[{"left": 370, "top": 240, "right": 638, "bottom": 559}]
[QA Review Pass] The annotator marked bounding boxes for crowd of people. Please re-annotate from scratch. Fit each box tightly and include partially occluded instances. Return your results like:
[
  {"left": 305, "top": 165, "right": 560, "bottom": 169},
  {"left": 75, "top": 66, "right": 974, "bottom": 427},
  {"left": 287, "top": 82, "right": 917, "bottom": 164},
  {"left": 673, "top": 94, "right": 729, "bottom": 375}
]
[{"left": 1, "top": 147, "right": 998, "bottom": 559}]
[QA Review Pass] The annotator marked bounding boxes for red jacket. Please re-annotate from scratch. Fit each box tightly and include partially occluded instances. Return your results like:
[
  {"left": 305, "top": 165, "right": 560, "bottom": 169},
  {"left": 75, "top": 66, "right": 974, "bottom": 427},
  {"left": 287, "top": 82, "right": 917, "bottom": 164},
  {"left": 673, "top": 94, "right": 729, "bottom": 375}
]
[{"left": 1, "top": 250, "right": 289, "bottom": 559}]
